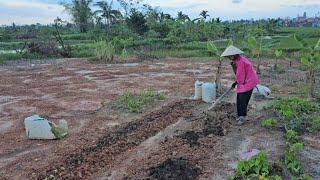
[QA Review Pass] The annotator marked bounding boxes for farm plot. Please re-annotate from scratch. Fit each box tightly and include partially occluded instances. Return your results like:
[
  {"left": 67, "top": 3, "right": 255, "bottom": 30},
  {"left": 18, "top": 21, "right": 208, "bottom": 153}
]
[{"left": 0, "top": 58, "right": 319, "bottom": 179}]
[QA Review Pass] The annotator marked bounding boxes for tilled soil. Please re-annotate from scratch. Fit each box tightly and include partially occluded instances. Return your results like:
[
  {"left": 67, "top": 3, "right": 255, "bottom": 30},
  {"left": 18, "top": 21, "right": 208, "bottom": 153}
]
[
  {"left": 116, "top": 102, "right": 236, "bottom": 180},
  {"left": 0, "top": 58, "right": 224, "bottom": 179},
  {"left": 35, "top": 99, "right": 202, "bottom": 179},
  {"left": 148, "top": 157, "right": 201, "bottom": 180}
]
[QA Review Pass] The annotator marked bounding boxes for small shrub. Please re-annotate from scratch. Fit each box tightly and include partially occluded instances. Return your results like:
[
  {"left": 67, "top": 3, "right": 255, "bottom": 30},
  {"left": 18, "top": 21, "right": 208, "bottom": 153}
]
[
  {"left": 121, "top": 48, "right": 129, "bottom": 60},
  {"left": 289, "top": 143, "right": 303, "bottom": 153},
  {"left": 285, "top": 130, "right": 300, "bottom": 144},
  {"left": 311, "top": 118, "right": 320, "bottom": 133},
  {"left": 284, "top": 149, "right": 304, "bottom": 176},
  {"left": 261, "top": 118, "right": 278, "bottom": 128},
  {"left": 233, "top": 151, "right": 270, "bottom": 179},
  {"left": 94, "top": 41, "right": 115, "bottom": 63}
]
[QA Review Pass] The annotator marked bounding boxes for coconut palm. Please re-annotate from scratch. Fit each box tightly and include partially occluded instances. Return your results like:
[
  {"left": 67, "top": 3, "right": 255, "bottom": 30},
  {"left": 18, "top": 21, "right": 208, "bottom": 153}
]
[
  {"left": 200, "top": 10, "right": 210, "bottom": 20},
  {"left": 177, "top": 11, "right": 190, "bottom": 22},
  {"left": 63, "top": 0, "right": 93, "bottom": 33},
  {"left": 94, "top": 1, "right": 123, "bottom": 32}
]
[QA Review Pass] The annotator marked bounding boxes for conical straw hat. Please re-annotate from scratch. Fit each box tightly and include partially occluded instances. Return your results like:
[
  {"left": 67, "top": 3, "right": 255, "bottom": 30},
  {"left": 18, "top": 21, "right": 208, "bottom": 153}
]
[{"left": 221, "top": 45, "right": 244, "bottom": 57}]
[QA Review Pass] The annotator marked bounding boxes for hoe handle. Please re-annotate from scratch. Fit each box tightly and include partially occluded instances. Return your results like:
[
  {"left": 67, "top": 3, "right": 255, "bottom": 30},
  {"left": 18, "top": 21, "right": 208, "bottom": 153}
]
[{"left": 208, "top": 87, "right": 234, "bottom": 110}]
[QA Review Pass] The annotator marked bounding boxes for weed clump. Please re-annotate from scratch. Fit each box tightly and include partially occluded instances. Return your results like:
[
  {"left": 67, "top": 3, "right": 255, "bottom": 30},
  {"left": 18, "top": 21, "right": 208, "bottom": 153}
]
[
  {"left": 261, "top": 118, "right": 278, "bottom": 128},
  {"left": 109, "top": 90, "right": 165, "bottom": 113}
]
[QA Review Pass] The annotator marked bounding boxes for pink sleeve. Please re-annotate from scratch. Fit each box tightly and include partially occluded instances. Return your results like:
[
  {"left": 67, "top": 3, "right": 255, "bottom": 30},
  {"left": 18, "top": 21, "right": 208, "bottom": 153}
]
[{"left": 236, "top": 61, "right": 246, "bottom": 85}]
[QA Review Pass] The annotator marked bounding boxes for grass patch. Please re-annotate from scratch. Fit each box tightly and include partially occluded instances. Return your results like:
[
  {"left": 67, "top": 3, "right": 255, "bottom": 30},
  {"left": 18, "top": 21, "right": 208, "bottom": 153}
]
[
  {"left": 71, "top": 43, "right": 96, "bottom": 58},
  {"left": 261, "top": 118, "right": 278, "bottom": 128},
  {"left": 0, "top": 41, "right": 25, "bottom": 50},
  {"left": 150, "top": 49, "right": 208, "bottom": 58},
  {"left": 109, "top": 90, "right": 166, "bottom": 113}
]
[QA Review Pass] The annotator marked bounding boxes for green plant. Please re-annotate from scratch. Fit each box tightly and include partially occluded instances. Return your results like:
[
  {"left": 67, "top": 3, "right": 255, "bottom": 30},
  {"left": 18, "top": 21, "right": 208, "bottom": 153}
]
[
  {"left": 285, "top": 130, "right": 300, "bottom": 144},
  {"left": 109, "top": 90, "right": 165, "bottom": 113},
  {"left": 289, "top": 143, "right": 303, "bottom": 153},
  {"left": 51, "top": 125, "right": 68, "bottom": 140},
  {"left": 248, "top": 35, "right": 263, "bottom": 74},
  {"left": 293, "top": 36, "right": 320, "bottom": 98},
  {"left": 292, "top": 174, "right": 312, "bottom": 180},
  {"left": 272, "top": 98, "right": 319, "bottom": 131},
  {"left": 121, "top": 48, "right": 129, "bottom": 60},
  {"left": 284, "top": 149, "right": 304, "bottom": 175},
  {"left": 63, "top": 0, "right": 93, "bottom": 33},
  {"left": 311, "top": 117, "right": 320, "bottom": 133},
  {"left": 272, "top": 98, "right": 319, "bottom": 119},
  {"left": 234, "top": 151, "right": 270, "bottom": 179},
  {"left": 207, "top": 41, "right": 223, "bottom": 90},
  {"left": 261, "top": 118, "right": 278, "bottom": 128},
  {"left": 274, "top": 49, "right": 283, "bottom": 71},
  {"left": 207, "top": 41, "right": 218, "bottom": 57},
  {"left": 94, "top": 41, "right": 115, "bottom": 63}
]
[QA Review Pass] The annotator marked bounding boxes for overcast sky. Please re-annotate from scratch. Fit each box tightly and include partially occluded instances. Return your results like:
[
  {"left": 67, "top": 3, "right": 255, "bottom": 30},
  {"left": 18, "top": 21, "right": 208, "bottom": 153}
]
[{"left": 1, "top": 0, "right": 320, "bottom": 25}]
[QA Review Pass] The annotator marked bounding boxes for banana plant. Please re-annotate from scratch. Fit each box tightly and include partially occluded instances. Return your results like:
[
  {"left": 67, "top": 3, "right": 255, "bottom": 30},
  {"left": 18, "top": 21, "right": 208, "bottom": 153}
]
[
  {"left": 294, "top": 35, "right": 320, "bottom": 98},
  {"left": 274, "top": 49, "right": 283, "bottom": 70},
  {"left": 206, "top": 39, "right": 235, "bottom": 91},
  {"left": 248, "top": 36, "right": 263, "bottom": 74},
  {"left": 207, "top": 41, "right": 222, "bottom": 90}
]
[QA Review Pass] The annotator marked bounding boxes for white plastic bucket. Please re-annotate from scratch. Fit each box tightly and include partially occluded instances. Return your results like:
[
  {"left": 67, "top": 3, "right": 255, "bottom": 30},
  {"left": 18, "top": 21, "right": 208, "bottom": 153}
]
[
  {"left": 194, "top": 80, "right": 203, "bottom": 100},
  {"left": 202, "top": 82, "right": 216, "bottom": 103}
]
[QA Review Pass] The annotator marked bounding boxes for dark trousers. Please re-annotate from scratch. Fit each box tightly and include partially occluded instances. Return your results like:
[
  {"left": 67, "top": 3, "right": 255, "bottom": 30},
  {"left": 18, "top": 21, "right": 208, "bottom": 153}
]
[{"left": 237, "top": 89, "right": 253, "bottom": 117}]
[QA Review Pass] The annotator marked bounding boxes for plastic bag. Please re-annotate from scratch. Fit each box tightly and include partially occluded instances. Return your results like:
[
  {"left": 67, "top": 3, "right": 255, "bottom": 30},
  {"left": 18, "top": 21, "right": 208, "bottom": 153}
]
[{"left": 254, "top": 85, "right": 271, "bottom": 97}]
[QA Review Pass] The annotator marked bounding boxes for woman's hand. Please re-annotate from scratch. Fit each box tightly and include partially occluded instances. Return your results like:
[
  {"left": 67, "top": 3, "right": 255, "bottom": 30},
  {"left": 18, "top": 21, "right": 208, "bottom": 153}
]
[{"left": 231, "top": 81, "right": 238, "bottom": 88}]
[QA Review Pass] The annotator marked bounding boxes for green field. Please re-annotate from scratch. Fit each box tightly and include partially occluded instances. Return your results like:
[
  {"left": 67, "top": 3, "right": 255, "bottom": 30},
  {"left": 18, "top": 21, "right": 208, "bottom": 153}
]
[{"left": 0, "top": 26, "right": 319, "bottom": 63}]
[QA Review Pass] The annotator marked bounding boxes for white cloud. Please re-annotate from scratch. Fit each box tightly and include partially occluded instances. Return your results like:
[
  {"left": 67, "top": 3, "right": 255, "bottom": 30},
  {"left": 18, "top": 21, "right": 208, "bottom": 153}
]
[
  {"left": 0, "top": 0, "right": 319, "bottom": 25},
  {"left": 284, "top": 0, "right": 320, "bottom": 6},
  {"left": 0, "top": 0, "right": 61, "bottom": 11},
  {"left": 145, "top": 0, "right": 320, "bottom": 19},
  {"left": 0, "top": 0, "right": 69, "bottom": 25}
]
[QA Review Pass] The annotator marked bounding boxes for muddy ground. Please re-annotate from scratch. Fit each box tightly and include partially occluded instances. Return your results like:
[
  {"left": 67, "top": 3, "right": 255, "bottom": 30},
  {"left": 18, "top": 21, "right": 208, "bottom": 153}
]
[{"left": 0, "top": 58, "right": 319, "bottom": 179}]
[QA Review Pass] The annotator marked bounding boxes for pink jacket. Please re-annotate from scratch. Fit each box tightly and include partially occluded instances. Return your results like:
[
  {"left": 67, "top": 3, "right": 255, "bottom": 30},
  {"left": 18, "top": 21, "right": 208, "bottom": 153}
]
[{"left": 234, "top": 56, "right": 259, "bottom": 93}]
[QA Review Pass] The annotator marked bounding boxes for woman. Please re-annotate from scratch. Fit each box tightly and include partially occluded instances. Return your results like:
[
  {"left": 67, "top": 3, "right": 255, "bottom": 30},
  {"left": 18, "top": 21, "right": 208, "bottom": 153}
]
[{"left": 221, "top": 45, "right": 259, "bottom": 125}]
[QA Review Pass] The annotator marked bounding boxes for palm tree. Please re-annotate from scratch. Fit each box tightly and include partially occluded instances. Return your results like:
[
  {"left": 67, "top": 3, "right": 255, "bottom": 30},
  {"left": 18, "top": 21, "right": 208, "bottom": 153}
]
[
  {"left": 94, "top": 1, "right": 123, "bottom": 32},
  {"left": 200, "top": 10, "right": 210, "bottom": 20},
  {"left": 63, "top": 0, "right": 93, "bottom": 33},
  {"left": 177, "top": 11, "right": 190, "bottom": 22},
  {"left": 159, "top": 12, "right": 173, "bottom": 22}
]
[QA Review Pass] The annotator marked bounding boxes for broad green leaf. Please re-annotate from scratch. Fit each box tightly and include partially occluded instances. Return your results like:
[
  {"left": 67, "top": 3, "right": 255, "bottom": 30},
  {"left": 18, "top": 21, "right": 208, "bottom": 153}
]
[
  {"left": 293, "top": 34, "right": 308, "bottom": 48},
  {"left": 315, "top": 38, "right": 320, "bottom": 51},
  {"left": 275, "top": 50, "right": 283, "bottom": 57},
  {"left": 207, "top": 41, "right": 218, "bottom": 55},
  {"left": 248, "top": 37, "right": 257, "bottom": 49}
]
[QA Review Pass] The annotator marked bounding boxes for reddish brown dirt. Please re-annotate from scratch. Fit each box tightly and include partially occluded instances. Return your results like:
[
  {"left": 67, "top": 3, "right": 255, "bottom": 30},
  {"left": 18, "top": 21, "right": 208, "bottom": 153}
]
[
  {"left": 0, "top": 58, "right": 225, "bottom": 179},
  {"left": 0, "top": 58, "right": 319, "bottom": 179}
]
